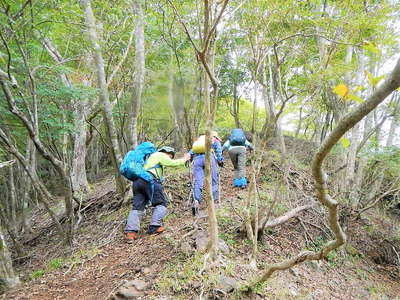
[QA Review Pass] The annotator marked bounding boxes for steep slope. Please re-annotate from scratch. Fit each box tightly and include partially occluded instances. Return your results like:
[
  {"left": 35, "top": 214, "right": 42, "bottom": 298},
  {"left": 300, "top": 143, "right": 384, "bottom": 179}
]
[{"left": 3, "top": 147, "right": 400, "bottom": 300}]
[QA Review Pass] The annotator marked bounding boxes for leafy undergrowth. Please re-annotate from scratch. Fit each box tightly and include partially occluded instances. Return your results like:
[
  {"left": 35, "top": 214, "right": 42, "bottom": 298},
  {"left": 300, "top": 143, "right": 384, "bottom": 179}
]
[{"left": 3, "top": 143, "right": 400, "bottom": 300}]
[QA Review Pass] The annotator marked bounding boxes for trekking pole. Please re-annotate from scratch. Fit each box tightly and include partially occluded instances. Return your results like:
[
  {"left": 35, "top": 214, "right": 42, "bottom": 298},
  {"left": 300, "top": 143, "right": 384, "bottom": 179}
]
[
  {"left": 156, "top": 127, "right": 176, "bottom": 149},
  {"left": 186, "top": 159, "right": 199, "bottom": 216}
]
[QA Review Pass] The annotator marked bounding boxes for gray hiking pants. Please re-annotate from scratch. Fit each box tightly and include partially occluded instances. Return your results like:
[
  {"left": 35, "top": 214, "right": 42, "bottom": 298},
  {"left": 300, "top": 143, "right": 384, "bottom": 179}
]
[
  {"left": 125, "top": 178, "right": 168, "bottom": 232},
  {"left": 125, "top": 206, "right": 167, "bottom": 232},
  {"left": 228, "top": 146, "right": 247, "bottom": 179}
]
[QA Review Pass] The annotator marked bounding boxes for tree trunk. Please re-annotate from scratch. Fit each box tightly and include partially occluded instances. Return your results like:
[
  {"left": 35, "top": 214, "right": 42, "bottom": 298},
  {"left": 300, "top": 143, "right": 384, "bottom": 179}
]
[
  {"left": 386, "top": 94, "right": 399, "bottom": 147},
  {"left": 0, "top": 231, "right": 20, "bottom": 292},
  {"left": 232, "top": 84, "right": 241, "bottom": 128},
  {"left": 344, "top": 51, "right": 366, "bottom": 203},
  {"left": 80, "top": 0, "right": 125, "bottom": 194},
  {"left": 127, "top": 0, "right": 145, "bottom": 148},
  {"left": 42, "top": 38, "right": 90, "bottom": 197},
  {"left": 7, "top": 163, "right": 17, "bottom": 235},
  {"left": 71, "top": 100, "right": 90, "bottom": 196}
]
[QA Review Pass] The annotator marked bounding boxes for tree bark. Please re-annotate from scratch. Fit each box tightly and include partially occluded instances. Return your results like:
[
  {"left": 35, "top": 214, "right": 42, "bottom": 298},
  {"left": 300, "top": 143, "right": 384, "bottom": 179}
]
[
  {"left": 386, "top": 94, "right": 399, "bottom": 147},
  {"left": 0, "top": 230, "right": 20, "bottom": 292},
  {"left": 127, "top": 0, "right": 145, "bottom": 148},
  {"left": 80, "top": 0, "right": 125, "bottom": 194}
]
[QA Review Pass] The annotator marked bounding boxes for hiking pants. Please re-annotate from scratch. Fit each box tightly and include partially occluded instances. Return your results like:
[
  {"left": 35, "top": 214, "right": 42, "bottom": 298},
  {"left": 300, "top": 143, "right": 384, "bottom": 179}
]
[
  {"left": 192, "top": 154, "right": 219, "bottom": 203},
  {"left": 125, "top": 178, "right": 168, "bottom": 232},
  {"left": 228, "top": 146, "right": 247, "bottom": 179}
]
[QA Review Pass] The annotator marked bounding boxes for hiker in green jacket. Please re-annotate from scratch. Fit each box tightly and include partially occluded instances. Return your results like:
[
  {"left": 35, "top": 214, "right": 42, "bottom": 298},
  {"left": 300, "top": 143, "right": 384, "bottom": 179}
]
[{"left": 125, "top": 146, "right": 190, "bottom": 242}]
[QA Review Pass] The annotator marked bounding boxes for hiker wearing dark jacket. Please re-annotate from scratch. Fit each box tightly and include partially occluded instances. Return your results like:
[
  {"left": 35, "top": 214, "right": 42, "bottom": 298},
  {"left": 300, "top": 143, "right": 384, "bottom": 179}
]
[
  {"left": 222, "top": 129, "right": 254, "bottom": 188},
  {"left": 190, "top": 131, "right": 224, "bottom": 205},
  {"left": 125, "top": 146, "right": 190, "bottom": 242}
]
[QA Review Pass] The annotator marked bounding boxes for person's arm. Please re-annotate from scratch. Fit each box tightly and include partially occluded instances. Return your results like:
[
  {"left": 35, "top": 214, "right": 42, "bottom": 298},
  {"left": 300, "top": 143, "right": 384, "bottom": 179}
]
[
  {"left": 245, "top": 140, "right": 254, "bottom": 150},
  {"left": 212, "top": 141, "right": 224, "bottom": 162},
  {"left": 222, "top": 140, "right": 230, "bottom": 152},
  {"left": 158, "top": 153, "right": 187, "bottom": 167}
]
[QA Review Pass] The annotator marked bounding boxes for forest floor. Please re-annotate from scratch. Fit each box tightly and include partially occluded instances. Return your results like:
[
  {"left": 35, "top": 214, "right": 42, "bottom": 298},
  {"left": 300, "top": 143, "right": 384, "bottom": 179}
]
[{"left": 3, "top": 138, "right": 400, "bottom": 300}]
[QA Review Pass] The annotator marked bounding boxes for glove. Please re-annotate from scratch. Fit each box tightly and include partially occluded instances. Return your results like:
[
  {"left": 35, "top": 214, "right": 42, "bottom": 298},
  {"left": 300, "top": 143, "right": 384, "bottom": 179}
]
[{"left": 218, "top": 161, "right": 224, "bottom": 168}]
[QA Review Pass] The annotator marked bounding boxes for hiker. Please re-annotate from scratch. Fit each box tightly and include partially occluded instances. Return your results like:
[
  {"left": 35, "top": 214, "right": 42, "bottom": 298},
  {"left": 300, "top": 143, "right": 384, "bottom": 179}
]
[
  {"left": 190, "top": 131, "right": 224, "bottom": 206},
  {"left": 124, "top": 146, "right": 190, "bottom": 242},
  {"left": 222, "top": 128, "right": 254, "bottom": 188}
]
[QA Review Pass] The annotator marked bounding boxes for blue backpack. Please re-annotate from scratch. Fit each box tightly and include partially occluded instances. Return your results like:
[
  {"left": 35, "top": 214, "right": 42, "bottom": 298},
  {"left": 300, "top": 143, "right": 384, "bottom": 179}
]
[
  {"left": 120, "top": 142, "right": 157, "bottom": 182},
  {"left": 229, "top": 128, "right": 246, "bottom": 146}
]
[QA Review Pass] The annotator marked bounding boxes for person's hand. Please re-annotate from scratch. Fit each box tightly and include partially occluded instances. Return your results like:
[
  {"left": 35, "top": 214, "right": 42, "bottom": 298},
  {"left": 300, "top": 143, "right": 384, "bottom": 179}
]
[
  {"left": 185, "top": 160, "right": 190, "bottom": 168},
  {"left": 183, "top": 152, "right": 191, "bottom": 162}
]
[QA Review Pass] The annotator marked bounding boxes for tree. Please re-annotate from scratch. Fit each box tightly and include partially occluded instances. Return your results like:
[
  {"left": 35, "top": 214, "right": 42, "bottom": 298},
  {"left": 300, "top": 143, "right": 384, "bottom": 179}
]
[
  {"left": 0, "top": 160, "right": 19, "bottom": 292},
  {"left": 80, "top": 0, "right": 125, "bottom": 195},
  {"left": 167, "top": 0, "right": 230, "bottom": 259},
  {"left": 127, "top": 0, "right": 146, "bottom": 149},
  {"left": 247, "top": 57, "right": 400, "bottom": 289}
]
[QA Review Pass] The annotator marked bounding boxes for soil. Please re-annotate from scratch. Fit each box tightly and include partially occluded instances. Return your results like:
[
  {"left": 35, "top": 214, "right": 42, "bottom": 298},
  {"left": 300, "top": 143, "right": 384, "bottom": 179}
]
[{"left": 3, "top": 146, "right": 400, "bottom": 300}]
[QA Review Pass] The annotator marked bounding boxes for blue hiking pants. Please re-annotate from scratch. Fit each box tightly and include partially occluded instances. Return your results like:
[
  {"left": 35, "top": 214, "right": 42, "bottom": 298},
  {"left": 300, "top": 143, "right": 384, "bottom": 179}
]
[{"left": 192, "top": 154, "right": 219, "bottom": 203}]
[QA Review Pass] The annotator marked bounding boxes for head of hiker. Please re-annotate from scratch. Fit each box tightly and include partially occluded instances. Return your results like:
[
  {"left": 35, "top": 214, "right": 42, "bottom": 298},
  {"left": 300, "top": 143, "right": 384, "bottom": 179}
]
[
  {"left": 158, "top": 146, "right": 175, "bottom": 159},
  {"left": 122, "top": 142, "right": 190, "bottom": 242},
  {"left": 212, "top": 131, "right": 221, "bottom": 142}
]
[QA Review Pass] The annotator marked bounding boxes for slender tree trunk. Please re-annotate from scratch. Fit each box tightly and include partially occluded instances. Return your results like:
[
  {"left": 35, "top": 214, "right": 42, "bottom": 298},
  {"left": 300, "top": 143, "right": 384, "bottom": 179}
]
[
  {"left": 128, "top": 0, "right": 145, "bottom": 148},
  {"left": 7, "top": 163, "right": 17, "bottom": 234},
  {"left": 344, "top": 51, "right": 366, "bottom": 202},
  {"left": 42, "top": 38, "right": 90, "bottom": 197},
  {"left": 295, "top": 106, "right": 303, "bottom": 138},
  {"left": 354, "top": 112, "right": 373, "bottom": 205},
  {"left": 80, "top": 0, "right": 125, "bottom": 194},
  {"left": 71, "top": 100, "right": 89, "bottom": 196},
  {"left": 168, "top": 64, "right": 178, "bottom": 147},
  {"left": 0, "top": 230, "right": 20, "bottom": 292},
  {"left": 386, "top": 95, "right": 399, "bottom": 147},
  {"left": 232, "top": 84, "right": 240, "bottom": 128},
  {"left": 202, "top": 64, "right": 219, "bottom": 258}
]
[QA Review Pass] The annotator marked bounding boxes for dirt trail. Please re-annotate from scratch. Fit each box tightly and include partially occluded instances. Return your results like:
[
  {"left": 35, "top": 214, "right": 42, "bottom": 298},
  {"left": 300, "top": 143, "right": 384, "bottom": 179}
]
[{"left": 4, "top": 158, "right": 400, "bottom": 300}]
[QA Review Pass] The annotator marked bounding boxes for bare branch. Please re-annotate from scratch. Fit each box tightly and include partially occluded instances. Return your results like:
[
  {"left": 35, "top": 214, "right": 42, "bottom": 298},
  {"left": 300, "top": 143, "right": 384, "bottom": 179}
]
[
  {"left": 262, "top": 204, "right": 315, "bottom": 229},
  {"left": 107, "top": 27, "right": 135, "bottom": 87},
  {"left": 202, "top": 0, "right": 229, "bottom": 55},
  {"left": 165, "top": 0, "right": 201, "bottom": 54},
  {"left": 0, "top": 160, "right": 16, "bottom": 169}
]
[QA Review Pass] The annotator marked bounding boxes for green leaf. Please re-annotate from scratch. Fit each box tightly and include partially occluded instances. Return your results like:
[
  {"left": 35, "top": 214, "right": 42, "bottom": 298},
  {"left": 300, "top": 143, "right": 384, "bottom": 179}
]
[
  {"left": 347, "top": 94, "right": 364, "bottom": 103},
  {"left": 362, "top": 42, "right": 380, "bottom": 55},
  {"left": 365, "top": 71, "right": 384, "bottom": 87},
  {"left": 340, "top": 138, "right": 350, "bottom": 148}
]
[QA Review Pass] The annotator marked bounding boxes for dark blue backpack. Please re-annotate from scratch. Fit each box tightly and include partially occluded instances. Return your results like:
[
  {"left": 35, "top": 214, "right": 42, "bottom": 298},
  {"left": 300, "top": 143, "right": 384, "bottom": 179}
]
[
  {"left": 229, "top": 128, "right": 246, "bottom": 146},
  {"left": 120, "top": 142, "right": 157, "bottom": 182}
]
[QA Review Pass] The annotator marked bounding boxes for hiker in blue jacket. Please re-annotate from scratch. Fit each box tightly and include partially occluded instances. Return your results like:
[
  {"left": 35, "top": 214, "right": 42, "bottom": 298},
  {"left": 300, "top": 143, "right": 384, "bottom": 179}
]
[
  {"left": 222, "top": 129, "right": 254, "bottom": 188},
  {"left": 124, "top": 146, "right": 190, "bottom": 242},
  {"left": 190, "top": 131, "right": 224, "bottom": 207}
]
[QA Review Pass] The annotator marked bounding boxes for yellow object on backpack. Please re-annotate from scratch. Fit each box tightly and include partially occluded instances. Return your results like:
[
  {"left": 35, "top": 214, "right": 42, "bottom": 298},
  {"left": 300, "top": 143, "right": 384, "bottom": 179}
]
[{"left": 192, "top": 135, "right": 206, "bottom": 154}]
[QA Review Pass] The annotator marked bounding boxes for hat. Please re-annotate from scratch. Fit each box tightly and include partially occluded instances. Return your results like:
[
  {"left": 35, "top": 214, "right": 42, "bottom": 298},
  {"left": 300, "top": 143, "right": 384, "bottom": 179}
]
[{"left": 159, "top": 146, "right": 176, "bottom": 158}]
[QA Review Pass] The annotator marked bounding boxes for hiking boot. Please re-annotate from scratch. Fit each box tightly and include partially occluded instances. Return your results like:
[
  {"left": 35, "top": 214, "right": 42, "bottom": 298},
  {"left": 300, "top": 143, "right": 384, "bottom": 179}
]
[
  {"left": 148, "top": 225, "right": 165, "bottom": 235},
  {"left": 233, "top": 178, "right": 241, "bottom": 187},
  {"left": 125, "top": 231, "right": 139, "bottom": 243}
]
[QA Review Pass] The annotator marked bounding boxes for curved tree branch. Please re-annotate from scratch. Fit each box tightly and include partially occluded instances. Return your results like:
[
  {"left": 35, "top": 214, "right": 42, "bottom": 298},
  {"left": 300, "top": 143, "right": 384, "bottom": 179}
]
[{"left": 250, "top": 58, "right": 400, "bottom": 286}]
